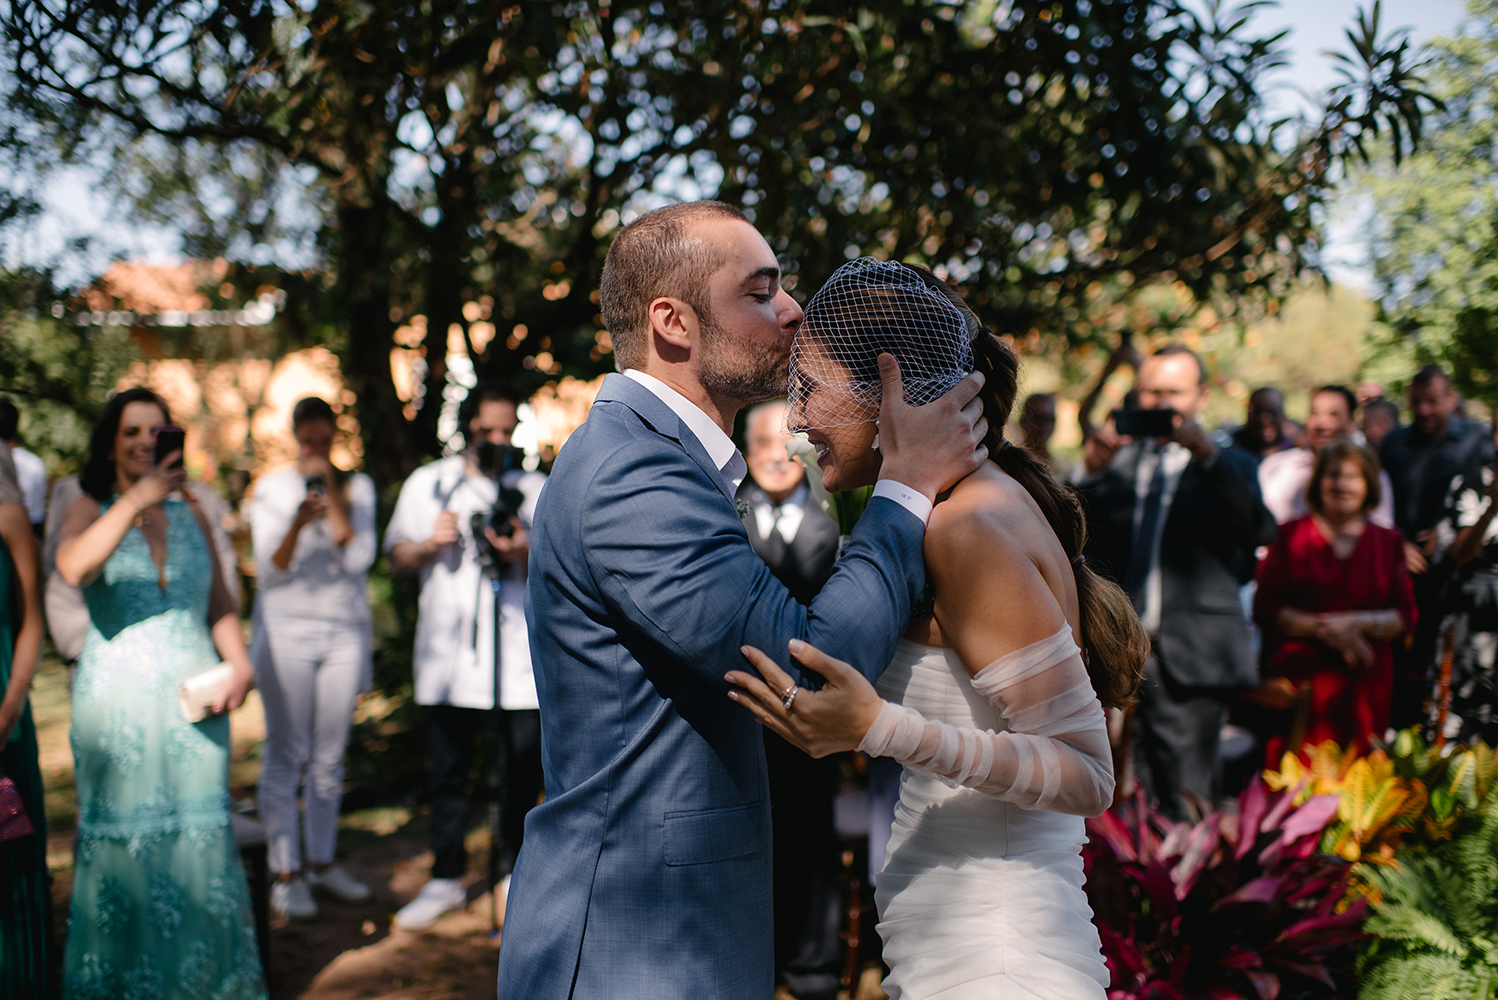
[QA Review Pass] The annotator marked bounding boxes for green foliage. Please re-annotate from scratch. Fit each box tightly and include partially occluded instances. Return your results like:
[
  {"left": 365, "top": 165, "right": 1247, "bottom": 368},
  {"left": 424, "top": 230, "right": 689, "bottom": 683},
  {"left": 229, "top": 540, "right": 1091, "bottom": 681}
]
[
  {"left": 1361, "top": 0, "right": 1498, "bottom": 404},
  {"left": 1, "top": 0, "right": 1438, "bottom": 495},
  {"left": 0, "top": 269, "right": 139, "bottom": 475},
  {"left": 1358, "top": 800, "right": 1498, "bottom": 999}
]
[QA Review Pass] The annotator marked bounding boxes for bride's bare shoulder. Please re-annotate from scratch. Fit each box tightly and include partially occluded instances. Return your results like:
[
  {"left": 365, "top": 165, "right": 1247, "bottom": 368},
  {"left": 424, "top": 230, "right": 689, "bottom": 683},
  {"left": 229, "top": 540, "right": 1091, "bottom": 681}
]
[{"left": 926, "top": 467, "right": 1047, "bottom": 563}]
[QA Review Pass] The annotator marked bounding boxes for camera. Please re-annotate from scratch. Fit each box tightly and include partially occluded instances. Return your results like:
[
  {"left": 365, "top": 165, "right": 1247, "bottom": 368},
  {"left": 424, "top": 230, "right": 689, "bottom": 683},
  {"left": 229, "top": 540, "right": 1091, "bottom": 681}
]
[
  {"left": 470, "top": 442, "right": 527, "bottom": 572},
  {"left": 1113, "top": 407, "right": 1177, "bottom": 439}
]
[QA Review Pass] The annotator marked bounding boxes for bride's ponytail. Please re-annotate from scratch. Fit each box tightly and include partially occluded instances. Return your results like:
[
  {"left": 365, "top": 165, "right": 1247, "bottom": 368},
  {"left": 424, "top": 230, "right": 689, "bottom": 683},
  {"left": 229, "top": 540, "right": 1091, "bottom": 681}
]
[{"left": 942, "top": 292, "right": 1148, "bottom": 710}]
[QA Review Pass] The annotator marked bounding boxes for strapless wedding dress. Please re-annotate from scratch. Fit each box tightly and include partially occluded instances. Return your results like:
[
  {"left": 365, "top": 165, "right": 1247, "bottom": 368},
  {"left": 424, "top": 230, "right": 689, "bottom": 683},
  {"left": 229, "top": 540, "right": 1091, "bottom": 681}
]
[{"left": 871, "top": 636, "right": 1110, "bottom": 999}]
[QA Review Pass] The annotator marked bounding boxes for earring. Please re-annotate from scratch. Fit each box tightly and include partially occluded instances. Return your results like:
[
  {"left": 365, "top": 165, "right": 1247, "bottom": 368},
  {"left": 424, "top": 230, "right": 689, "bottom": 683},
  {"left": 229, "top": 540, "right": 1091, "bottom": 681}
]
[{"left": 871, "top": 419, "right": 881, "bottom": 452}]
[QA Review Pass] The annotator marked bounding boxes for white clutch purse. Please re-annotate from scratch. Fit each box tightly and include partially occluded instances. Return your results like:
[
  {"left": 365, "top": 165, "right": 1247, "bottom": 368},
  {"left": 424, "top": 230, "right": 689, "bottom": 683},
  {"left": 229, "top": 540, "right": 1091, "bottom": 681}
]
[{"left": 179, "top": 663, "right": 235, "bottom": 723}]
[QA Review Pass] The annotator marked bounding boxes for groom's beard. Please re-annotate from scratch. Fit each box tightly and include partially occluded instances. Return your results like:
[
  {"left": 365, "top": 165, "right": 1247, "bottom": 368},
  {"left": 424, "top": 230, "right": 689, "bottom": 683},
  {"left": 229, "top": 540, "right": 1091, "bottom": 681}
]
[{"left": 698, "top": 311, "right": 791, "bottom": 404}]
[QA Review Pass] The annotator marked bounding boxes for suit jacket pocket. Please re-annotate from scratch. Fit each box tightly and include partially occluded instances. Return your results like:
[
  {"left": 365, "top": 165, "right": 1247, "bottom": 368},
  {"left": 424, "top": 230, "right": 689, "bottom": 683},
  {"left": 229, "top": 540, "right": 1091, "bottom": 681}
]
[{"left": 663, "top": 804, "right": 763, "bottom": 866}]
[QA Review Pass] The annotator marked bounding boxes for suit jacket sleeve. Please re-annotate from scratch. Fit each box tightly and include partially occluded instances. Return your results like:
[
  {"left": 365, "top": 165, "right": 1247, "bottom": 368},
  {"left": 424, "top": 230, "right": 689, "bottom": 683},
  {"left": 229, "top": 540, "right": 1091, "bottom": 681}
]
[
  {"left": 581, "top": 438, "right": 925, "bottom": 690},
  {"left": 1197, "top": 448, "right": 1279, "bottom": 551}
]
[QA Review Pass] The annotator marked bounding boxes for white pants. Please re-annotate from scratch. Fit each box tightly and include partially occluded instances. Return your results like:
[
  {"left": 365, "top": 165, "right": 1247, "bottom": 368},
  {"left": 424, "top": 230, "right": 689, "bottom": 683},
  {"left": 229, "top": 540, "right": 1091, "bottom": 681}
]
[{"left": 251, "top": 614, "right": 369, "bottom": 874}]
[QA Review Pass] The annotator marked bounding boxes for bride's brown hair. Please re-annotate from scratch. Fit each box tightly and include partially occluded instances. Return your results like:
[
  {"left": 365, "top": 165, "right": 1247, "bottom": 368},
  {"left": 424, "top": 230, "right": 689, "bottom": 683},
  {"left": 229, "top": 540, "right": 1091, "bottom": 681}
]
[{"left": 807, "top": 263, "right": 1147, "bottom": 709}]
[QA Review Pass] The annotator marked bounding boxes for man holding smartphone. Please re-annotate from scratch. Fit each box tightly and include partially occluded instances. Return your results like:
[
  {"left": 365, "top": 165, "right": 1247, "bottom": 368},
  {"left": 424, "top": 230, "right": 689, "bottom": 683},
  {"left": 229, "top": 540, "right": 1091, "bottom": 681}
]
[
  {"left": 383, "top": 382, "right": 547, "bottom": 930},
  {"left": 1078, "top": 343, "right": 1277, "bottom": 820}
]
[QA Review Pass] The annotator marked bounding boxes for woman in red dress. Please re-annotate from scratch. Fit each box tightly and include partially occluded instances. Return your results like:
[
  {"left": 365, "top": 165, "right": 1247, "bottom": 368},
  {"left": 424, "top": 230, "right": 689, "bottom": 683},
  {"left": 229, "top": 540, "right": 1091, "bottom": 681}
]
[{"left": 1255, "top": 439, "right": 1416, "bottom": 762}]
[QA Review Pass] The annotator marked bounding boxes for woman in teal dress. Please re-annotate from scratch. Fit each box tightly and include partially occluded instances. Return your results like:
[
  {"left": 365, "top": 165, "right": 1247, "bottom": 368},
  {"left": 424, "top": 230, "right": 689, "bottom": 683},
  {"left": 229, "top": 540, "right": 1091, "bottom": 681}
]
[
  {"left": 55, "top": 388, "right": 264, "bottom": 1000},
  {"left": 0, "top": 442, "right": 51, "bottom": 998}
]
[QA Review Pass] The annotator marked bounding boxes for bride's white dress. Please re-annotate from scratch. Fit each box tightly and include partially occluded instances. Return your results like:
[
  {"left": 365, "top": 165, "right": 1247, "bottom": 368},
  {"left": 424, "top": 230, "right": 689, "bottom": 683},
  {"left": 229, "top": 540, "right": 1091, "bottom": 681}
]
[{"left": 866, "top": 628, "right": 1111, "bottom": 999}]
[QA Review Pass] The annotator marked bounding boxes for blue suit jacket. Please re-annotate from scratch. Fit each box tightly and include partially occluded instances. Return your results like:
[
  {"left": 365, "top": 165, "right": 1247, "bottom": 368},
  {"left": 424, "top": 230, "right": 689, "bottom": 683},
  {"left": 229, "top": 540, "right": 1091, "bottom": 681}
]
[{"left": 496, "top": 374, "right": 926, "bottom": 999}]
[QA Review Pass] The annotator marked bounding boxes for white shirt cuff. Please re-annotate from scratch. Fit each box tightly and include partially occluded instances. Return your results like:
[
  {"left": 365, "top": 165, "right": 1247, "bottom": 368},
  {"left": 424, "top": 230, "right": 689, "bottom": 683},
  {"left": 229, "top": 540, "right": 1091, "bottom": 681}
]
[{"left": 873, "top": 480, "right": 933, "bottom": 526}]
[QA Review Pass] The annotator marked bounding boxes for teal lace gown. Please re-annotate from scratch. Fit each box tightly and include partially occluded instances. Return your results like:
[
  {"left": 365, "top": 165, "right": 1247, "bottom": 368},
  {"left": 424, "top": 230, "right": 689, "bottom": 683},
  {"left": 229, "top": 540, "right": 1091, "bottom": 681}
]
[
  {"left": 0, "top": 535, "right": 52, "bottom": 999},
  {"left": 63, "top": 499, "right": 266, "bottom": 1000}
]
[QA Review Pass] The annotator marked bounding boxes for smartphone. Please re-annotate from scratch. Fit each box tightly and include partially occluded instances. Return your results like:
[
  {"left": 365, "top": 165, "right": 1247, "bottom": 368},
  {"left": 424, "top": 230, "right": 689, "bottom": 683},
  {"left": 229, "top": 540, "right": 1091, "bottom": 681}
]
[
  {"left": 153, "top": 425, "right": 186, "bottom": 469},
  {"left": 1113, "top": 407, "right": 1176, "bottom": 439},
  {"left": 304, "top": 474, "right": 327, "bottom": 497}
]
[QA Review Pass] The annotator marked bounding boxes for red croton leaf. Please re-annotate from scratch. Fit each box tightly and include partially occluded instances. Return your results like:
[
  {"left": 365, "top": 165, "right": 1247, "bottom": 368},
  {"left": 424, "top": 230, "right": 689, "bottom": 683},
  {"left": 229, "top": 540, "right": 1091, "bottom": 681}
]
[
  {"left": 1090, "top": 808, "right": 1139, "bottom": 862},
  {"left": 1242, "top": 967, "right": 1281, "bottom": 999},
  {"left": 1236, "top": 777, "right": 1271, "bottom": 860}
]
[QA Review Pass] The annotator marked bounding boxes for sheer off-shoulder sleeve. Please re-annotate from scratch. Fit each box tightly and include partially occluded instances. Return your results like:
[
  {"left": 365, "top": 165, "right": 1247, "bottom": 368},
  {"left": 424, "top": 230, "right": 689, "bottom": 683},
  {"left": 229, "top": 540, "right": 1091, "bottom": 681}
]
[{"left": 856, "top": 626, "right": 1114, "bottom": 816}]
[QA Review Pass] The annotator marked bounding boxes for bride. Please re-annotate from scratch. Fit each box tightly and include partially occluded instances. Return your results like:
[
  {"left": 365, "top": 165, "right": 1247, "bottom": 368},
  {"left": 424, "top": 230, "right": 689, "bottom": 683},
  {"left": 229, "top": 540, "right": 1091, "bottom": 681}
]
[{"left": 727, "top": 258, "right": 1147, "bottom": 999}]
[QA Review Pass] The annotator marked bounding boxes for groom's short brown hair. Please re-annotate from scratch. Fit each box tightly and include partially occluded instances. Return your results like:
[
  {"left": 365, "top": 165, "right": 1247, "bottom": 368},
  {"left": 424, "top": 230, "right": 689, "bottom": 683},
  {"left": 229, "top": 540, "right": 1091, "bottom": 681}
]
[{"left": 600, "top": 200, "right": 749, "bottom": 370}]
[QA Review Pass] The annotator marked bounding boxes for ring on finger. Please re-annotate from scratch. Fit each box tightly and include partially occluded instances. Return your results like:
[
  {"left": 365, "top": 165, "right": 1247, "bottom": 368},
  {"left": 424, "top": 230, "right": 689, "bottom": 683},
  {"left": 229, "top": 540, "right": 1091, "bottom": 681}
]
[{"left": 781, "top": 684, "right": 799, "bottom": 711}]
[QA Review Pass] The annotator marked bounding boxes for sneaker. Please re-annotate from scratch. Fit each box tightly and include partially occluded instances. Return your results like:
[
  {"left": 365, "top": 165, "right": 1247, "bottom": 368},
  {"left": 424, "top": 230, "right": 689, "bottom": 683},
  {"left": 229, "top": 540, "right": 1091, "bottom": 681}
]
[
  {"left": 393, "top": 877, "right": 467, "bottom": 931},
  {"left": 307, "top": 863, "right": 373, "bottom": 903},
  {"left": 271, "top": 876, "right": 319, "bottom": 922}
]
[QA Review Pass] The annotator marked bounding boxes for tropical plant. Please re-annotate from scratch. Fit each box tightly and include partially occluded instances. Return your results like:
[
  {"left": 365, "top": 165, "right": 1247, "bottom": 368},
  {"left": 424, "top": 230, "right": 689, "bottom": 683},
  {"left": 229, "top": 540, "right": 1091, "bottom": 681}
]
[
  {"left": 1355, "top": 805, "right": 1498, "bottom": 1000},
  {"left": 1085, "top": 782, "right": 1365, "bottom": 999}
]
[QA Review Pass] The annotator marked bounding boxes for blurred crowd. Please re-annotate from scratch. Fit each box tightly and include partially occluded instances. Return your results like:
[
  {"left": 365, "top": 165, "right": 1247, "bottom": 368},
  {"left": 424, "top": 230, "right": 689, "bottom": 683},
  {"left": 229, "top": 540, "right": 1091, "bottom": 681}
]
[{"left": 0, "top": 342, "right": 1495, "bottom": 999}]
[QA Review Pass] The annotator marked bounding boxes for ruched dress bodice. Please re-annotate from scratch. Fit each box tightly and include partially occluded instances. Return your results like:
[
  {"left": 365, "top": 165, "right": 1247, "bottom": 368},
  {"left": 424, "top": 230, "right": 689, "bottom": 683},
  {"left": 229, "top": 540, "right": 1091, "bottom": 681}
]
[{"left": 872, "top": 637, "right": 1108, "bottom": 999}]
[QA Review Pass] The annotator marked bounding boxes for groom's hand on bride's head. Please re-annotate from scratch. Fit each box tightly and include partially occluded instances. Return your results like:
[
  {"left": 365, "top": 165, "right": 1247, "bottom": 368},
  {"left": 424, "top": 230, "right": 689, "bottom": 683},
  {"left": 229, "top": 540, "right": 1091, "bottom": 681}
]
[
  {"left": 726, "top": 640, "right": 884, "bottom": 758},
  {"left": 874, "top": 353, "right": 988, "bottom": 502}
]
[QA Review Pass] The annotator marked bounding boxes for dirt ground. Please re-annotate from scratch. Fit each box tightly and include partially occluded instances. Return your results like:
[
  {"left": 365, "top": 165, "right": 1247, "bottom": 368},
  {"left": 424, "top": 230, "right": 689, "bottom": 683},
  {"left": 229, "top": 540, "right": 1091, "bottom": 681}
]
[{"left": 33, "top": 657, "right": 887, "bottom": 1000}]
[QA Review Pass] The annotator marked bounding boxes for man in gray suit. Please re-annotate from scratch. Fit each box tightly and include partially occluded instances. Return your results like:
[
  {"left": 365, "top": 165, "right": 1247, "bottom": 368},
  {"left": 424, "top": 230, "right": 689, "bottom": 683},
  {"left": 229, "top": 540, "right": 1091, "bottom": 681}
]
[
  {"left": 1079, "top": 344, "right": 1277, "bottom": 820},
  {"left": 737, "top": 400, "right": 843, "bottom": 1000}
]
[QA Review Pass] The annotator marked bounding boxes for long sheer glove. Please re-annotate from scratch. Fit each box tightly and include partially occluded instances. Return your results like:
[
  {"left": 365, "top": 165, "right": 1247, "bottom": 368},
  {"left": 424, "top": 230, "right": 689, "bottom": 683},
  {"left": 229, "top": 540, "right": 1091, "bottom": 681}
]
[{"left": 857, "top": 625, "right": 1114, "bottom": 815}]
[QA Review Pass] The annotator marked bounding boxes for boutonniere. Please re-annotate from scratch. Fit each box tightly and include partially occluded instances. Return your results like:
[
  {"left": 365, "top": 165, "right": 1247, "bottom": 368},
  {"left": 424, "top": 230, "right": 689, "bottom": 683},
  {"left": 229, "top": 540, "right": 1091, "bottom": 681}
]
[{"left": 735, "top": 498, "right": 751, "bottom": 519}]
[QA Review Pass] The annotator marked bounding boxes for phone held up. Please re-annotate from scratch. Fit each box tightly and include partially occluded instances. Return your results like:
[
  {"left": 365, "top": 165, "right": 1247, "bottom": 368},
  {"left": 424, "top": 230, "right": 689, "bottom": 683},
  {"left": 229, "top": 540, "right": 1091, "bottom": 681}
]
[
  {"left": 304, "top": 473, "right": 327, "bottom": 497},
  {"left": 1113, "top": 407, "right": 1176, "bottom": 440},
  {"left": 153, "top": 425, "right": 187, "bottom": 469}
]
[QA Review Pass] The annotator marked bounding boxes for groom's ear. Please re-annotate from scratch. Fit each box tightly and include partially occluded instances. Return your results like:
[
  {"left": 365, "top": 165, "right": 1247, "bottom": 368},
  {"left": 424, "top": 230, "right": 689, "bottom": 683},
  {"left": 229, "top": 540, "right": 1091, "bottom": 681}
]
[{"left": 647, "top": 296, "right": 699, "bottom": 357}]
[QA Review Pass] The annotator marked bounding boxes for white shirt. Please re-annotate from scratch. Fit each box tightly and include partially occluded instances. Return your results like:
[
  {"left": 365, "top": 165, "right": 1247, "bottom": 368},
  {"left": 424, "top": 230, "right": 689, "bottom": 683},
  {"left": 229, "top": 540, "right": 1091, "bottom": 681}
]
[
  {"left": 383, "top": 455, "right": 547, "bottom": 710},
  {"left": 753, "top": 482, "right": 809, "bottom": 544},
  {"left": 1258, "top": 447, "right": 1395, "bottom": 529},
  {"left": 251, "top": 467, "right": 378, "bottom": 624},
  {"left": 1135, "top": 442, "right": 1193, "bottom": 635},
  {"left": 11, "top": 447, "right": 46, "bottom": 525},
  {"left": 621, "top": 369, "right": 933, "bottom": 524}
]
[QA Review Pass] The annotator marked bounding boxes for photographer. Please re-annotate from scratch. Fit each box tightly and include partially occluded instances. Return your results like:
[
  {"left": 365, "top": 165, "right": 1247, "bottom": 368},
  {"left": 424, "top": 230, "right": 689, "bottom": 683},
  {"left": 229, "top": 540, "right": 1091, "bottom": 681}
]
[
  {"left": 1079, "top": 344, "right": 1277, "bottom": 819},
  {"left": 384, "top": 382, "right": 546, "bottom": 930},
  {"left": 250, "top": 396, "right": 377, "bottom": 920}
]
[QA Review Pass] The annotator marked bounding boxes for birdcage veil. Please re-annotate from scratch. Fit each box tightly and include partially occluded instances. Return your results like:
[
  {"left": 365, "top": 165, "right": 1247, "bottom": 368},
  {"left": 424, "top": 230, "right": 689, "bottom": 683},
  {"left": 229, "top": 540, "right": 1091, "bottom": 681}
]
[{"left": 786, "top": 258, "right": 976, "bottom": 432}]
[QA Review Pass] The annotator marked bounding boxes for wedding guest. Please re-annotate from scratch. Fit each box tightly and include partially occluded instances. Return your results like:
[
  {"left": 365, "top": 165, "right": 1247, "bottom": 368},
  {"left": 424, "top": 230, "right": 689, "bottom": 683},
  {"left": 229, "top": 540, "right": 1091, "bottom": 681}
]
[
  {"left": 1259, "top": 385, "right": 1394, "bottom": 527},
  {"left": 1255, "top": 441, "right": 1414, "bottom": 761},
  {"left": 736, "top": 401, "right": 842, "bottom": 1000},
  {"left": 1079, "top": 344, "right": 1277, "bottom": 820},
  {"left": 1380, "top": 366, "right": 1495, "bottom": 727},
  {"left": 385, "top": 382, "right": 546, "bottom": 930},
  {"left": 1230, "top": 387, "right": 1293, "bottom": 463},
  {"left": 1435, "top": 412, "right": 1498, "bottom": 744},
  {"left": 44, "top": 472, "right": 239, "bottom": 677},
  {"left": 0, "top": 443, "right": 50, "bottom": 999},
  {"left": 55, "top": 387, "right": 264, "bottom": 1000},
  {"left": 1019, "top": 392, "right": 1058, "bottom": 469},
  {"left": 0, "top": 397, "right": 46, "bottom": 529},
  {"left": 250, "top": 397, "right": 376, "bottom": 920},
  {"left": 1363, "top": 399, "right": 1400, "bottom": 451}
]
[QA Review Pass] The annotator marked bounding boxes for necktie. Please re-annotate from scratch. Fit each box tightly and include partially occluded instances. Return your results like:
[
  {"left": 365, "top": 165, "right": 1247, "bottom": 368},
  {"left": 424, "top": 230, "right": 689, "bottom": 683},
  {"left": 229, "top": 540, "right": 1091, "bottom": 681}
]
[
  {"left": 1125, "top": 446, "right": 1166, "bottom": 613},
  {"left": 763, "top": 505, "right": 789, "bottom": 566}
]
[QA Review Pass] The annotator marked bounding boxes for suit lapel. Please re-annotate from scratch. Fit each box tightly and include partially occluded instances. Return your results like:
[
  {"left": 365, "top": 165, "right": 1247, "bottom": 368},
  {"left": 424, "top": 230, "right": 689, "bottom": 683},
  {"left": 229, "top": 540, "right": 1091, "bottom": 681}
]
[{"left": 593, "top": 373, "right": 739, "bottom": 507}]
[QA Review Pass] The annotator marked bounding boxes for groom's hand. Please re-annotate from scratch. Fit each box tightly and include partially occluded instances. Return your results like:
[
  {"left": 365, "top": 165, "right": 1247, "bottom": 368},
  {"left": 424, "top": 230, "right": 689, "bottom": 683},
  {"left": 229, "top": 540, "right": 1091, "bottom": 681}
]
[{"left": 875, "top": 354, "right": 988, "bottom": 502}]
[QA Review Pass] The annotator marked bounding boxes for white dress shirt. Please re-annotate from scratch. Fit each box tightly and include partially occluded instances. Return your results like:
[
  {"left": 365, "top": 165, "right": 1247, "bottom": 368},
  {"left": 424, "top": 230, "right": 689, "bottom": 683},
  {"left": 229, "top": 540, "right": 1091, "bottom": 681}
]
[
  {"left": 12, "top": 446, "right": 46, "bottom": 525},
  {"left": 621, "top": 369, "right": 933, "bottom": 524},
  {"left": 1134, "top": 442, "right": 1193, "bottom": 635},
  {"left": 753, "top": 482, "right": 809, "bottom": 544},
  {"left": 383, "top": 455, "right": 547, "bottom": 710}
]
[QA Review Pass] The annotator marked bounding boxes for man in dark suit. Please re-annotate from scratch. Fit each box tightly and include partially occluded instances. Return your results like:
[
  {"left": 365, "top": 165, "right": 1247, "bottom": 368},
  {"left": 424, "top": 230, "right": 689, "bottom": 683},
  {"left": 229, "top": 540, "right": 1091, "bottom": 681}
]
[
  {"left": 737, "top": 400, "right": 842, "bottom": 1000},
  {"left": 1079, "top": 343, "right": 1277, "bottom": 820}
]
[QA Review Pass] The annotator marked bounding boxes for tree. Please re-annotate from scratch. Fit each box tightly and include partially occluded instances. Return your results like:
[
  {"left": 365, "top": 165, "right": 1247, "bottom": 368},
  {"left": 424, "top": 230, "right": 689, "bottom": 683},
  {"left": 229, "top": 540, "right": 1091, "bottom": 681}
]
[
  {"left": 3, "top": 0, "right": 1434, "bottom": 493},
  {"left": 1361, "top": 0, "right": 1498, "bottom": 406}
]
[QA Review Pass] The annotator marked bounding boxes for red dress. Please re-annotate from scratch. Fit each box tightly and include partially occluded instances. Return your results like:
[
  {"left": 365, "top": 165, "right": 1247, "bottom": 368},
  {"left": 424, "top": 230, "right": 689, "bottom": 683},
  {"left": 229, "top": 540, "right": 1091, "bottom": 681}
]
[{"left": 1254, "top": 515, "right": 1417, "bottom": 761}]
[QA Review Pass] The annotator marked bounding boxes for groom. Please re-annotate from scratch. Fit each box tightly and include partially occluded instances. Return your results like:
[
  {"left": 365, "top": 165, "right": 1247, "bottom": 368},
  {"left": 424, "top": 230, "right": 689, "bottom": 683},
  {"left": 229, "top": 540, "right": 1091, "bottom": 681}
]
[{"left": 496, "top": 201, "right": 985, "bottom": 998}]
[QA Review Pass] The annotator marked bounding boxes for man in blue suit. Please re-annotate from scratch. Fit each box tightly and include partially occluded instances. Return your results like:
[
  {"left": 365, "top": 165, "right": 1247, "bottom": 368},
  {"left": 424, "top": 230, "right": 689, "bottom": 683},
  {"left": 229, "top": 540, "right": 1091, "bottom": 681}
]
[{"left": 496, "top": 201, "right": 986, "bottom": 998}]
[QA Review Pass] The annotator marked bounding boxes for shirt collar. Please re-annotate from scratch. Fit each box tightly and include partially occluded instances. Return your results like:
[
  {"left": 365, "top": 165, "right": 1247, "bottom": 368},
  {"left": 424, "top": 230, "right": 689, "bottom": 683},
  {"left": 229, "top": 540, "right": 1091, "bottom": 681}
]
[{"left": 623, "top": 369, "right": 747, "bottom": 486}]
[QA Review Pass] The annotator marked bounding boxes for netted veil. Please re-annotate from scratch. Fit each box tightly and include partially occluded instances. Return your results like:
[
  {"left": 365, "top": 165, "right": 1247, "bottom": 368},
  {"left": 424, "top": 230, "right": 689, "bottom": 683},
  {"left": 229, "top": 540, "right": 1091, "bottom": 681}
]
[{"left": 786, "top": 257, "right": 976, "bottom": 432}]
